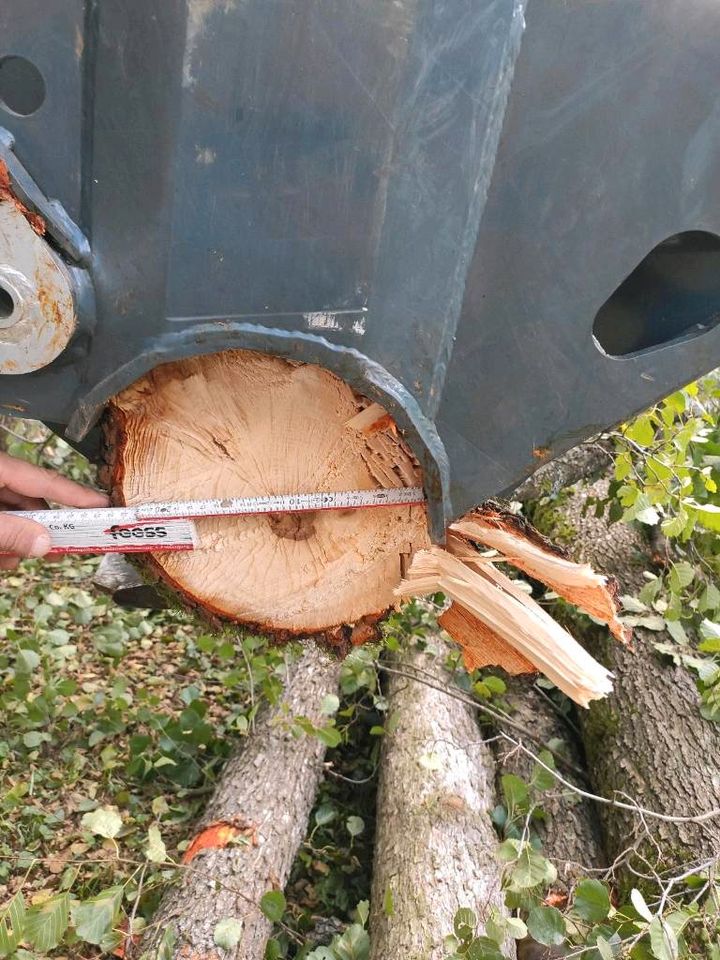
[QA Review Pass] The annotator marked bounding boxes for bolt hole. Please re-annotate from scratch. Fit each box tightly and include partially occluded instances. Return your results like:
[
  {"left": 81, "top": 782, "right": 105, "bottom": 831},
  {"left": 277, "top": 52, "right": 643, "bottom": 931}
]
[
  {"left": 0, "top": 285, "right": 14, "bottom": 321},
  {"left": 0, "top": 56, "right": 46, "bottom": 117}
]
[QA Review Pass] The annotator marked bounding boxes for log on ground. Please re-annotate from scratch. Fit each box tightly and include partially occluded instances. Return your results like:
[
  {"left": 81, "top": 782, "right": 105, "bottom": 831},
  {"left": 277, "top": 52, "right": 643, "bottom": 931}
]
[
  {"left": 558, "top": 478, "right": 720, "bottom": 883},
  {"left": 139, "top": 644, "right": 341, "bottom": 960},
  {"left": 103, "top": 349, "right": 429, "bottom": 646},
  {"left": 370, "top": 635, "right": 514, "bottom": 960},
  {"left": 494, "top": 676, "right": 606, "bottom": 889}
]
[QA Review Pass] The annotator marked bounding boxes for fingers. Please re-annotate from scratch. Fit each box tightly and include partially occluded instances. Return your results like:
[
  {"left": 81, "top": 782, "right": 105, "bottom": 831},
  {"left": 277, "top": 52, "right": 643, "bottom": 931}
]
[
  {"left": 0, "top": 452, "right": 109, "bottom": 508},
  {"left": 0, "top": 489, "right": 48, "bottom": 511},
  {"left": 0, "top": 513, "right": 52, "bottom": 559}
]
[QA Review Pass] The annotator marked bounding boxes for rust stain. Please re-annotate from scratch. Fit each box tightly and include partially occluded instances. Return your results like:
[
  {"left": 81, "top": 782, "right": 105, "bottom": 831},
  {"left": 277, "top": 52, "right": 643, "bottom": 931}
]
[
  {"left": 0, "top": 160, "right": 46, "bottom": 236},
  {"left": 544, "top": 890, "right": 569, "bottom": 909},
  {"left": 181, "top": 818, "right": 257, "bottom": 864},
  {"left": 111, "top": 917, "right": 141, "bottom": 959}
]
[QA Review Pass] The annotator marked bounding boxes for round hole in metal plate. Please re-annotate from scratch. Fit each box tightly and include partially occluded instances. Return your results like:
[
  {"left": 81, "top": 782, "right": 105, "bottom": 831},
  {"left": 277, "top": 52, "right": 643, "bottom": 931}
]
[
  {"left": 0, "top": 56, "right": 46, "bottom": 116},
  {"left": 0, "top": 285, "right": 14, "bottom": 321}
]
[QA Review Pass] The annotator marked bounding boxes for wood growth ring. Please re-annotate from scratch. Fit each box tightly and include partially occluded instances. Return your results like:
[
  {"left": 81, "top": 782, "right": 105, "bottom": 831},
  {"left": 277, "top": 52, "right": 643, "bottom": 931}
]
[{"left": 104, "top": 349, "right": 430, "bottom": 645}]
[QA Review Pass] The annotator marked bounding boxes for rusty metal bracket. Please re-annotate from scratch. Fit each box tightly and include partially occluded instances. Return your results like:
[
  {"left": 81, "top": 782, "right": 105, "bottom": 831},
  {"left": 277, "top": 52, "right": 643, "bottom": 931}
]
[{"left": 0, "top": 128, "right": 90, "bottom": 265}]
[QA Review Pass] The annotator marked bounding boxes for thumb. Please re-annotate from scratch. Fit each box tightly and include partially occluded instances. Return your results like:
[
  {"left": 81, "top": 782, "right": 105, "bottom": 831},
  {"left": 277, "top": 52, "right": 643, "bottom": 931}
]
[{"left": 0, "top": 514, "right": 52, "bottom": 558}]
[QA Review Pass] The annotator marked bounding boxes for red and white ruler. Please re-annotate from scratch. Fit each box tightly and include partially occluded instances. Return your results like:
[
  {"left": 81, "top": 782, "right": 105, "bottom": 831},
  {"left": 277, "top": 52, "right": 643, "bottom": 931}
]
[{"left": 12, "top": 487, "right": 426, "bottom": 555}]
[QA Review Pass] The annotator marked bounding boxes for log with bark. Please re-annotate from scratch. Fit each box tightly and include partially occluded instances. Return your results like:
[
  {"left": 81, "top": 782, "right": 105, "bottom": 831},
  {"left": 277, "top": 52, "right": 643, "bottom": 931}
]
[
  {"left": 139, "top": 644, "right": 341, "bottom": 960},
  {"left": 370, "top": 635, "right": 515, "bottom": 960},
  {"left": 553, "top": 478, "right": 720, "bottom": 883},
  {"left": 104, "top": 350, "right": 429, "bottom": 648},
  {"left": 103, "top": 349, "right": 626, "bottom": 706},
  {"left": 494, "top": 676, "right": 606, "bottom": 889}
]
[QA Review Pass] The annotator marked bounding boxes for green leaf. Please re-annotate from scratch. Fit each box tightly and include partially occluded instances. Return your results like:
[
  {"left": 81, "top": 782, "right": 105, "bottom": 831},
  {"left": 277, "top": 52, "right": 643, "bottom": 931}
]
[
  {"left": 691, "top": 501, "right": 720, "bottom": 532},
  {"left": 314, "top": 725, "right": 342, "bottom": 748},
  {"left": 15, "top": 649, "right": 40, "bottom": 674},
  {"left": 81, "top": 805, "right": 123, "bottom": 839},
  {"left": 213, "top": 918, "right": 243, "bottom": 951},
  {"left": 24, "top": 893, "right": 69, "bottom": 952},
  {"left": 649, "top": 916, "right": 679, "bottom": 960},
  {"left": 506, "top": 916, "right": 528, "bottom": 940},
  {"left": 71, "top": 886, "right": 123, "bottom": 946},
  {"left": 665, "top": 619, "right": 688, "bottom": 644},
  {"left": 668, "top": 561, "right": 695, "bottom": 592},
  {"left": 482, "top": 675, "right": 506, "bottom": 695},
  {"left": 259, "top": 891, "right": 286, "bottom": 923},
  {"left": 483, "top": 910, "right": 506, "bottom": 945},
  {"left": 145, "top": 825, "right": 167, "bottom": 863},
  {"left": 320, "top": 693, "right": 340, "bottom": 716},
  {"left": 265, "top": 938, "right": 282, "bottom": 960},
  {"left": 573, "top": 878, "right": 611, "bottom": 922},
  {"left": 630, "top": 888, "right": 653, "bottom": 923},
  {"left": 501, "top": 840, "right": 557, "bottom": 890},
  {"left": 346, "top": 816, "right": 365, "bottom": 838},
  {"left": 314, "top": 803, "right": 336, "bottom": 827},
  {"left": 156, "top": 924, "right": 177, "bottom": 960},
  {"left": 595, "top": 934, "right": 616, "bottom": 960},
  {"left": 699, "top": 582, "right": 720, "bottom": 613},
  {"left": 355, "top": 900, "right": 369, "bottom": 927},
  {"left": 22, "top": 731, "right": 45, "bottom": 749},
  {"left": 530, "top": 751, "right": 556, "bottom": 792},
  {"left": 625, "top": 415, "right": 656, "bottom": 447},
  {"left": 501, "top": 774, "right": 530, "bottom": 811},
  {"left": 661, "top": 513, "right": 687, "bottom": 538},
  {"left": 333, "top": 923, "right": 370, "bottom": 960},
  {"left": 454, "top": 907, "right": 477, "bottom": 942},
  {"left": 466, "top": 936, "right": 506, "bottom": 960},
  {"left": 526, "top": 906, "right": 566, "bottom": 946},
  {"left": 0, "top": 892, "right": 25, "bottom": 957}
]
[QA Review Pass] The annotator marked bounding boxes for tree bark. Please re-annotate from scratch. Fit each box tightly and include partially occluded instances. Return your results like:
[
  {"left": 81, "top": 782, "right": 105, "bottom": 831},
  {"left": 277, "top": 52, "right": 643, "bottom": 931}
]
[
  {"left": 495, "top": 676, "right": 606, "bottom": 888},
  {"left": 557, "top": 479, "right": 720, "bottom": 884},
  {"left": 370, "top": 637, "right": 514, "bottom": 960},
  {"left": 512, "top": 441, "right": 612, "bottom": 503},
  {"left": 139, "top": 644, "right": 342, "bottom": 960},
  {"left": 103, "top": 349, "right": 429, "bottom": 646}
]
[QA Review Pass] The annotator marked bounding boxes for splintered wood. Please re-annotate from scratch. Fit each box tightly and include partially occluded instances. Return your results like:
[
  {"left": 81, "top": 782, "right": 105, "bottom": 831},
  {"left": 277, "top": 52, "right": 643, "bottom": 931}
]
[
  {"left": 106, "top": 350, "right": 429, "bottom": 645},
  {"left": 398, "top": 506, "right": 629, "bottom": 707}
]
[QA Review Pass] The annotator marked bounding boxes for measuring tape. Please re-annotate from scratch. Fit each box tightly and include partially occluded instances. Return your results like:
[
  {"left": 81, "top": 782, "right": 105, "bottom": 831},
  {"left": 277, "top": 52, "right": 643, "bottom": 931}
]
[{"left": 11, "top": 487, "right": 426, "bottom": 555}]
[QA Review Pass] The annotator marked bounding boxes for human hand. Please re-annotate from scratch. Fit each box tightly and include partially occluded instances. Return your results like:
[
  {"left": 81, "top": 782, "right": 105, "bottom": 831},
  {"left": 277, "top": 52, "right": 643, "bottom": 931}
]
[{"left": 0, "top": 451, "right": 109, "bottom": 568}]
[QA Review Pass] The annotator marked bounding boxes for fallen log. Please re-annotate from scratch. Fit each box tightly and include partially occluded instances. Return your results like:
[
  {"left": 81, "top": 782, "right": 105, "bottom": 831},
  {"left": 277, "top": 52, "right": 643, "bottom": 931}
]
[
  {"left": 512, "top": 441, "right": 612, "bottom": 503},
  {"left": 495, "top": 676, "right": 606, "bottom": 889},
  {"left": 369, "top": 636, "right": 514, "bottom": 960},
  {"left": 555, "top": 478, "right": 720, "bottom": 882},
  {"left": 139, "top": 644, "right": 341, "bottom": 960},
  {"left": 103, "top": 349, "right": 430, "bottom": 647}
]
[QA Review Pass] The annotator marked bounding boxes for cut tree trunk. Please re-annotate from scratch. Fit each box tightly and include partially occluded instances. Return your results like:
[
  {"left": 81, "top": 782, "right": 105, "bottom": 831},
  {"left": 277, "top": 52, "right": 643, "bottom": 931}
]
[
  {"left": 104, "top": 349, "right": 429, "bottom": 646},
  {"left": 370, "top": 636, "right": 515, "bottom": 960},
  {"left": 139, "top": 644, "right": 341, "bottom": 960},
  {"left": 494, "top": 676, "right": 606, "bottom": 889},
  {"left": 556, "top": 478, "right": 720, "bottom": 883}
]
